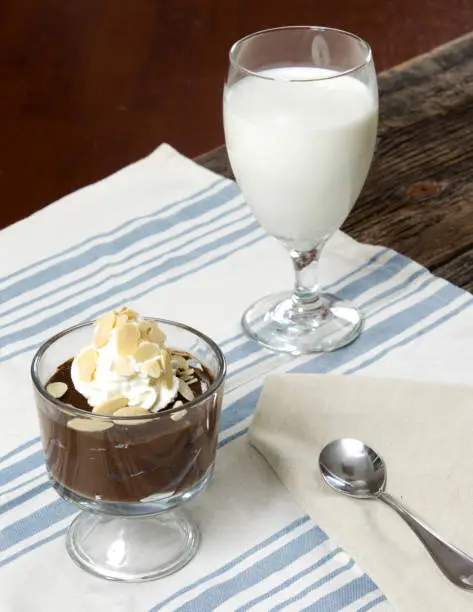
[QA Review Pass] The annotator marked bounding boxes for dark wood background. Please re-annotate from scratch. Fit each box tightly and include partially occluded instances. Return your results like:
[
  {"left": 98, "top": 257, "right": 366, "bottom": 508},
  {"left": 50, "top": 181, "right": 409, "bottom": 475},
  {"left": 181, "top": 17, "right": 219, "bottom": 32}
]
[{"left": 2, "top": 0, "right": 473, "bottom": 229}]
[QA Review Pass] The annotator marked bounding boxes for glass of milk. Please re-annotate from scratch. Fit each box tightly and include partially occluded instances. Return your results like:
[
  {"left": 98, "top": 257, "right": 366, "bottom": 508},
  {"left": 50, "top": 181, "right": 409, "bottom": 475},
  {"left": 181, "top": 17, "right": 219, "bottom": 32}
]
[{"left": 223, "top": 26, "right": 378, "bottom": 353}]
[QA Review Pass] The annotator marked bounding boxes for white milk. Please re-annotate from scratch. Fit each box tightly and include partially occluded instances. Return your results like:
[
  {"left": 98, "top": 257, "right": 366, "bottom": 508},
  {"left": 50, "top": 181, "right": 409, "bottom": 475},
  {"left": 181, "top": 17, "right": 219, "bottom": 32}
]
[{"left": 223, "top": 67, "right": 378, "bottom": 249}]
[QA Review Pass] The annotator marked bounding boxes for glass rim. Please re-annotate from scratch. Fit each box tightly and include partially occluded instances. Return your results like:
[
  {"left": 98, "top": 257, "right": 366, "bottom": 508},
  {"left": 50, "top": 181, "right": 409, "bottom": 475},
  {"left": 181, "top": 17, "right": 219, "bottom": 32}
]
[
  {"left": 228, "top": 25, "right": 373, "bottom": 82},
  {"left": 30, "top": 317, "right": 227, "bottom": 421}
]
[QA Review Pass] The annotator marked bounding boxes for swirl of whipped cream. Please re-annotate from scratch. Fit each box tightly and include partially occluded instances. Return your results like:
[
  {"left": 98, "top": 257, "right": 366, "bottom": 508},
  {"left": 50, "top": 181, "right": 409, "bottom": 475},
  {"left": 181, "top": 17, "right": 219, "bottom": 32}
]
[{"left": 71, "top": 308, "right": 179, "bottom": 412}]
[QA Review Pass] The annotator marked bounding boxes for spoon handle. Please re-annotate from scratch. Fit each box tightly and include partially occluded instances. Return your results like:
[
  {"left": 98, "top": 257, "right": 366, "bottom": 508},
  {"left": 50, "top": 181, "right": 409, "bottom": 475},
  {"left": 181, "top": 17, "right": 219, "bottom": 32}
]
[{"left": 379, "top": 491, "right": 473, "bottom": 589}]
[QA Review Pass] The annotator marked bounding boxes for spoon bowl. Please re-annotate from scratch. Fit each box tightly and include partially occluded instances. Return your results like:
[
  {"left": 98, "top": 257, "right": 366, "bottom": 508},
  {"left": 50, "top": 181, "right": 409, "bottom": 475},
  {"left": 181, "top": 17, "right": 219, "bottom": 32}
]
[{"left": 318, "top": 438, "right": 385, "bottom": 498}]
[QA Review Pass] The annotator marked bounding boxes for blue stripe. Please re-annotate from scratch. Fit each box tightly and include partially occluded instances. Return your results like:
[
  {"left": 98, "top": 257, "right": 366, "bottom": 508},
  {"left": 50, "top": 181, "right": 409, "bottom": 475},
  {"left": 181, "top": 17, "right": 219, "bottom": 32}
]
[
  {"left": 220, "top": 330, "right": 245, "bottom": 348},
  {"left": 357, "top": 274, "right": 434, "bottom": 318},
  {"left": 224, "top": 339, "right": 262, "bottom": 366},
  {"left": 220, "top": 389, "right": 261, "bottom": 434},
  {"left": 269, "top": 560, "right": 355, "bottom": 611},
  {"left": 0, "top": 450, "right": 44, "bottom": 487},
  {"left": 0, "top": 482, "right": 51, "bottom": 515},
  {"left": 344, "top": 296, "right": 472, "bottom": 374},
  {"left": 228, "top": 351, "right": 279, "bottom": 380},
  {"left": 300, "top": 575, "right": 378, "bottom": 611},
  {"left": 0, "top": 229, "right": 258, "bottom": 364},
  {"left": 357, "top": 595, "right": 387, "bottom": 612},
  {"left": 323, "top": 248, "right": 390, "bottom": 291},
  {"left": 295, "top": 285, "right": 469, "bottom": 375},
  {"left": 0, "top": 178, "right": 225, "bottom": 287},
  {"left": 0, "top": 437, "right": 40, "bottom": 465},
  {"left": 361, "top": 267, "right": 425, "bottom": 310},
  {"left": 173, "top": 526, "right": 328, "bottom": 612},
  {"left": 0, "top": 228, "right": 263, "bottom": 362},
  {"left": 0, "top": 499, "right": 75, "bottom": 552},
  {"left": 0, "top": 178, "right": 226, "bottom": 284},
  {"left": 0, "top": 473, "right": 44, "bottom": 496},
  {"left": 0, "top": 528, "right": 66, "bottom": 569},
  {"left": 329, "top": 253, "right": 419, "bottom": 303},
  {"left": 147, "top": 516, "right": 310, "bottom": 612},
  {"left": 236, "top": 548, "right": 343, "bottom": 611},
  {"left": 219, "top": 428, "right": 249, "bottom": 448},
  {"left": 0, "top": 209, "right": 253, "bottom": 331},
  {"left": 1, "top": 181, "right": 238, "bottom": 304}
]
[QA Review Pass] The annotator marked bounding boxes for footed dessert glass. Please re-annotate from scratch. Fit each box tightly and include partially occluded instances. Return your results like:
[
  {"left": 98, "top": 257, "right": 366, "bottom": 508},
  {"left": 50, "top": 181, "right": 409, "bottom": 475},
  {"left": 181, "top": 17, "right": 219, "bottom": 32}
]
[{"left": 31, "top": 319, "right": 226, "bottom": 582}]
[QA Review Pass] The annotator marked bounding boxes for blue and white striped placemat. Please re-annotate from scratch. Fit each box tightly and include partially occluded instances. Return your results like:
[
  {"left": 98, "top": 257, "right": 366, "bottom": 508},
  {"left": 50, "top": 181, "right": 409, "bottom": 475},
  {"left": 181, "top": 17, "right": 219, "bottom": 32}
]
[{"left": 1, "top": 144, "right": 472, "bottom": 611}]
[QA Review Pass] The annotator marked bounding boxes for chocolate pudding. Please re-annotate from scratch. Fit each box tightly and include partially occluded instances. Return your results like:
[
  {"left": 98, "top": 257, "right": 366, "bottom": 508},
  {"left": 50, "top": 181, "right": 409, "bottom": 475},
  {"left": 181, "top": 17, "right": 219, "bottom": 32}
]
[{"left": 37, "top": 308, "right": 222, "bottom": 504}]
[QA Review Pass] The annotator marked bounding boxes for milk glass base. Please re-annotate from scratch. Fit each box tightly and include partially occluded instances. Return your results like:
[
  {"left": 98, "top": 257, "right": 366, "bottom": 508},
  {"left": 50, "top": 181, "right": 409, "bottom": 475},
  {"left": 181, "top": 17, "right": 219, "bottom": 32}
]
[
  {"left": 242, "top": 291, "right": 362, "bottom": 354},
  {"left": 66, "top": 509, "right": 200, "bottom": 582}
]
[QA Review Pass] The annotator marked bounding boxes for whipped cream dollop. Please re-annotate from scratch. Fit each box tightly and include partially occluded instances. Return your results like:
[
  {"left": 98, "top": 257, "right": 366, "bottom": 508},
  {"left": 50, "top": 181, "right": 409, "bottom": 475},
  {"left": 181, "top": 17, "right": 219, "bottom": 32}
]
[{"left": 71, "top": 307, "right": 179, "bottom": 412}]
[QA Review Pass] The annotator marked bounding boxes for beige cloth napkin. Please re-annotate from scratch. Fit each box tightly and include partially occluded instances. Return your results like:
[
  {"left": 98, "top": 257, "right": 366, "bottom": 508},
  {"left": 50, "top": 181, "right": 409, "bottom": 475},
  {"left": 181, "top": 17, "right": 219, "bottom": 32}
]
[{"left": 248, "top": 374, "right": 473, "bottom": 611}]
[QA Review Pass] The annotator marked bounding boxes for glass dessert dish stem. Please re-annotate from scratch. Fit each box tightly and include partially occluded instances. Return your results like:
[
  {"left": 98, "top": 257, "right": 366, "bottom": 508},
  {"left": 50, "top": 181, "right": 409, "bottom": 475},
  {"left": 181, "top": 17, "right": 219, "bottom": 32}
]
[
  {"left": 66, "top": 508, "right": 200, "bottom": 582},
  {"left": 242, "top": 244, "right": 363, "bottom": 354}
]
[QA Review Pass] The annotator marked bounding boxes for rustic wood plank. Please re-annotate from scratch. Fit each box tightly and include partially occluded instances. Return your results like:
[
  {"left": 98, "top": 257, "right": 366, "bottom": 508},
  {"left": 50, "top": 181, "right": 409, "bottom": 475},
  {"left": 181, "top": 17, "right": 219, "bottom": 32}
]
[{"left": 196, "top": 33, "right": 473, "bottom": 291}]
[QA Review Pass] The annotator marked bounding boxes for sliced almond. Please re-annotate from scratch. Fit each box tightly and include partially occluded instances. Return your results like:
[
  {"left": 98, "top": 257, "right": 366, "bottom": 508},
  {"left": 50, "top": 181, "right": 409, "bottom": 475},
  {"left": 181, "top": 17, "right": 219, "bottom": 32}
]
[
  {"left": 67, "top": 418, "right": 113, "bottom": 432},
  {"left": 114, "top": 355, "right": 135, "bottom": 376},
  {"left": 141, "top": 358, "right": 162, "bottom": 378},
  {"left": 76, "top": 348, "right": 98, "bottom": 383},
  {"left": 170, "top": 408, "right": 187, "bottom": 422},
  {"left": 160, "top": 349, "right": 173, "bottom": 389},
  {"left": 117, "top": 306, "right": 139, "bottom": 320},
  {"left": 147, "top": 321, "right": 166, "bottom": 344},
  {"left": 137, "top": 320, "right": 153, "bottom": 338},
  {"left": 92, "top": 396, "right": 128, "bottom": 415},
  {"left": 114, "top": 406, "right": 149, "bottom": 416},
  {"left": 178, "top": 378, "right": 195, "bottom": 401},
  {"left": 113, "top": 406, "right": 150, "bottom": 425},
  {"left": 134, "top": 341, "right": 159, "bottom": 363},
  {"left": 173, "top": 355, "right": 189, "bottom": 371},
  {"left": 46, "top": 381, "right": 68, "bottom": 399},
  {"left": 93, "top": 311, "right": 116, "bottom": 348},
  {"left": 185, "top": 377, "right": 198, "bottom": 385},
  {"left": 115, "top": 313, "right": 129, "bottom": 327},
  {"left": 116, "top": 323, "right": 140, "bottom": 356}
]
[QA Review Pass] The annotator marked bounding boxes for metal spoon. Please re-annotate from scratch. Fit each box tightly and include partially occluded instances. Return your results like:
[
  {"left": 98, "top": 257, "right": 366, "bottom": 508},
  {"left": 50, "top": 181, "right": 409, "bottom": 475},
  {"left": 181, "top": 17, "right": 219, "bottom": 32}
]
[{"left": 319, "top": 438, "right": 473, "bottom": 590}]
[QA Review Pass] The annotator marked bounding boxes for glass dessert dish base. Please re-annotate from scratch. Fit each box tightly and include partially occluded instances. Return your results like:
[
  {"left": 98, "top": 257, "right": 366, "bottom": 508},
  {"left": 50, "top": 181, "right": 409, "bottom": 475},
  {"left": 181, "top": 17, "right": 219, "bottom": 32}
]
[
  {"left": 66, "top": 508, "right": 200, "bottom": 582},
  {"left": 53, "top": 465, "right": 214, "bottom": 582},
  {"left": 242, "top": 291, "right": 363, "bottom": 354}
]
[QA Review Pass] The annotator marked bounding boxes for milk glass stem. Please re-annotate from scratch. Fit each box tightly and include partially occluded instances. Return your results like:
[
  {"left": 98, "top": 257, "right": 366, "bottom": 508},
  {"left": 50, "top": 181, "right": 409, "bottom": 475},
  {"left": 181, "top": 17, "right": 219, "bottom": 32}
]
[{"left": 290, "top": 247, "right": 321, "bottom": 303}]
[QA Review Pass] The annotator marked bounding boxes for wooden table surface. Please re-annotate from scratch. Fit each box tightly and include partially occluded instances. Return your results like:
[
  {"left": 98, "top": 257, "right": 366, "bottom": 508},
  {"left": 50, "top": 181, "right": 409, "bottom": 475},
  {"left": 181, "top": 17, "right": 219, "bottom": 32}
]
[
  {"left": 198, "top": 33, "right": 473, "bottom": 292},
  {"left": 2, "top": 1, "right": 473, "bottom": 230}
]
